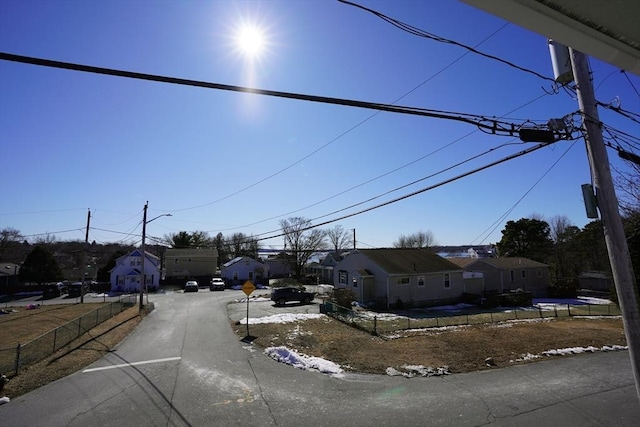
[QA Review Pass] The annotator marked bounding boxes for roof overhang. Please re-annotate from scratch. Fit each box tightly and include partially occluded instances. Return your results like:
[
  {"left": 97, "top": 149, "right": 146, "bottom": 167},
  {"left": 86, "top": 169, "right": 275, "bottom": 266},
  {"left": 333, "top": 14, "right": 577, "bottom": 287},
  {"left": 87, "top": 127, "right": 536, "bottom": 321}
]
[{"left": 461, "top": 0, "right": 640, "bottom": 75}]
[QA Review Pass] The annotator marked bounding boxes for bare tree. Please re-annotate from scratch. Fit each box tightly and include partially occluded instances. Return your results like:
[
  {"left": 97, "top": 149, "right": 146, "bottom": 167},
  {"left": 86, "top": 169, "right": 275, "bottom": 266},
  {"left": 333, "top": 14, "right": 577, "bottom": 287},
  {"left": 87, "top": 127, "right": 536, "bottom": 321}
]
[
  {"left": 228, "top": 232, "right": 259, "bottom": 259},
  {"left": 280, "top": 217, "right": 327, "bottom": 279},
  {"left": 0, "top": 227, "right": 23, "bottom": 262},
  {"left": 325, "top": 225, "right": 353, "bottom": 252},
  {"left": 393, "top": 230, "right": 436, "bottom": 248},
  {"left": 549, "top": 215, "right": 572, "bottom": 244},
  {"left": 33, "top": 233, "right": 56, "bottom": 245}
]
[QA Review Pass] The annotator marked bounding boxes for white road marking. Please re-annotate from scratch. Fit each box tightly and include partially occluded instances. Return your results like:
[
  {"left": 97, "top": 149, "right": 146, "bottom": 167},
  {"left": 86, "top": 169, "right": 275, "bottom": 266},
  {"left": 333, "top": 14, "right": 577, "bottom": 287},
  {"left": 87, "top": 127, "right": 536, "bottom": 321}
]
[{"left": 83, "top": 356, "right": 181, "bottom": 373}]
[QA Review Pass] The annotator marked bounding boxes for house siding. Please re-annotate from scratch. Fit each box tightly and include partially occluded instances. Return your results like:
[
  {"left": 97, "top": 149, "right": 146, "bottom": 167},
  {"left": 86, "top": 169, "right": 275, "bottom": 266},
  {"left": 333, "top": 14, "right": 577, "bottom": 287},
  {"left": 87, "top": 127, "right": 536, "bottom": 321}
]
[
  {"left": 334, "top": 249, "right": 465, "bottom": 309},
  {"left": 110, "top": 250, "right": 160, "bottom": 293},
  {"left": 462, "top": 258, "right": 550, "bottom": 297},
  {"left": 222, "top": 256, "right": 268, "bottom": 286}
]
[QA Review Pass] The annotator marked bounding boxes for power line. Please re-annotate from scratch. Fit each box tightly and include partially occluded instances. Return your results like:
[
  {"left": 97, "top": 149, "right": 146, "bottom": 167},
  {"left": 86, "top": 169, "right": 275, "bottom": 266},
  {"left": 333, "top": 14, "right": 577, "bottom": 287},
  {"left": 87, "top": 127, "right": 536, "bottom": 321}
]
[
  {"left": 338, "top": 0, "right": 556, "bottom": 83},
  {"left": 470, "top": 140, "right": 579, "bottom": 245},
  {"left": 206, "top": 90, "right": 555, "bottom": 235},
  {"left": 245, "top": 141, "right": 554, "bottom": 244},
  {"left": 165, "top": 21, "right": 512, "bottom": 214},
  {"left": 0, "top": 52, "right": 555, "bottom": 137}
]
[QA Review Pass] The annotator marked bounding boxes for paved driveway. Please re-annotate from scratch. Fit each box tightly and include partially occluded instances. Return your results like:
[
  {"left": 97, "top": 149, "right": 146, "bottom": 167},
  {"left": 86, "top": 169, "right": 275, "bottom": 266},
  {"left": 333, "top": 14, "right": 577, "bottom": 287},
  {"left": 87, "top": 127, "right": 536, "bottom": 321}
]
[{"left": 1, "top": 289, "right": 638, "bottom": 426}]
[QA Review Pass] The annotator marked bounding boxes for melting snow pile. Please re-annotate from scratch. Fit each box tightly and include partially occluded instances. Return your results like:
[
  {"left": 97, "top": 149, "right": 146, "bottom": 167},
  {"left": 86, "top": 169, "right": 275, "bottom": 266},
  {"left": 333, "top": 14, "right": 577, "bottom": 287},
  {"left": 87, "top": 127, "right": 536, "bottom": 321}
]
[
  {"left": 265, "top": 346, "right": 344, "bottom": 378},
  {"left": 542, "top": 344, "right": 628, "bottom": 356},
  {"left": 386, "top": 365, "right": 450, "bottom": 378},
  {"left": 239, "top": 313, "right": 325, "bottom": 325}
]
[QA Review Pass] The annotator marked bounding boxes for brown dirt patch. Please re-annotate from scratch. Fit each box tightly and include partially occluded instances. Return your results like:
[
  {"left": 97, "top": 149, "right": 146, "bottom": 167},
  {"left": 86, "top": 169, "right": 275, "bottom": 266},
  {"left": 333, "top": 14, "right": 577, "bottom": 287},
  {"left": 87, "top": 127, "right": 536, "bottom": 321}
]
[
  {"left": 2, "top": 304, "right": 148, "bottom": 399},
  {"left": 234, "top": 316, "right": 627, "bottom": 375},
  {"left": 0, "top": 303, "right": 114, "bottom": 345}
]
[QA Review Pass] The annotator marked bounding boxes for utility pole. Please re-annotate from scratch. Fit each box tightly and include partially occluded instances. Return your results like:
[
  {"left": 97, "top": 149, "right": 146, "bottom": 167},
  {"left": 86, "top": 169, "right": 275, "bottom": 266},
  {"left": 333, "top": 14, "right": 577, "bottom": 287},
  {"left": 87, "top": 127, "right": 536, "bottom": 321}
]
[
  {"left": 81, "top": 209, "right": 90, "bottom": 304},
  {"left": 353, "top": 228, "right": 356, "bottom": 251},
  {"left": 570, "top": 48, "right": 640, "bottom": 400},
  {"left": 140, "top": 202, "right": 148, "bottom": 311}
]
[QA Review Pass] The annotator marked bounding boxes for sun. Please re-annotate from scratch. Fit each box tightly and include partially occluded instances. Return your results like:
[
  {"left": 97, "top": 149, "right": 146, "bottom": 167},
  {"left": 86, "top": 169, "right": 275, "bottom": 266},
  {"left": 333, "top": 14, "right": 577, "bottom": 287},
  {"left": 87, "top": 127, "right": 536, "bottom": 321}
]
[{"left": 235, "top": 24, "right": 266, "bottom": 60}]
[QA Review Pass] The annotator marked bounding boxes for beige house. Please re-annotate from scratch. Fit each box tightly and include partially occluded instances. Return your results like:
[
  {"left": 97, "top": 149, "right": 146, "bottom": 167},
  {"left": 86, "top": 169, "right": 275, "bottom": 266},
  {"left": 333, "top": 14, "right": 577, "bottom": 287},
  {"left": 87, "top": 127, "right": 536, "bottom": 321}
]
[
  {"left": 164, "top": 248, "right": 218, "bottom": 281},
  {"left": 334, "top": 248, "right": 464, "bottom": 309}
]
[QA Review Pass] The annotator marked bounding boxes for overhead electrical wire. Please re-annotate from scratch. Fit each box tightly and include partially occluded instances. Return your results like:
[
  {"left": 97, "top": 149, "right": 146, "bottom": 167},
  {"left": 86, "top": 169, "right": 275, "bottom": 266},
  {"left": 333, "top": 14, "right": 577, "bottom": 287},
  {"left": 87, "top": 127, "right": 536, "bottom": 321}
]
[
  {"left": 208, "top": 90, "right": 556, "bottom": 235},
  {"left": 338, "top": 0, "right": 557, "bottom": 83},
  {"left": 0, "top": 53, "right": 553, "bottom": 137},
  {"left": 240, "top": 141, "right": 556, "bottom": 244},
  {"left": 166, "top": 21, "right": 513, "bottom": 213},
  {"left": 470, "top": 140, "right": 579, "bottom": 245}
]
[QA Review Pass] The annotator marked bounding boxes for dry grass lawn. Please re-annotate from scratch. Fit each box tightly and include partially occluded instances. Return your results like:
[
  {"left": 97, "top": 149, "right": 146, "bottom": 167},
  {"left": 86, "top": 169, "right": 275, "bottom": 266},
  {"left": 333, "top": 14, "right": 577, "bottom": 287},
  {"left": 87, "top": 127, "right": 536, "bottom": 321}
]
[
  {"left": 0, "top": 303, "right": 111, "bottom": 345},
  {"left": 235, "top": 315, "right": 627, "bottom": 375},
  {"left": 1, "top": 304, "right": 145, "bottom": 399},
  {"left": 0, "top": 303, "right": 626, "bottom": 400}
]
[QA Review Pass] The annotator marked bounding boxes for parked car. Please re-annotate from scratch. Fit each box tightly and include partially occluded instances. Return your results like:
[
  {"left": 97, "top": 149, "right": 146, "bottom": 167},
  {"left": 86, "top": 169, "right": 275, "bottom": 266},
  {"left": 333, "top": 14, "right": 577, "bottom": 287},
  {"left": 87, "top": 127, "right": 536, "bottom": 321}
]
[
  {"left": 43, "top": 282, "right": 66, "bottom": 298},
  {"left": 210, "top": 278, "right": 225, "bottom": 291},
  {"left": 184, "top": 281, "right": 199, "bottom": 292},
  {"left": 68, "top": 282, "right": 90, "bottom": 298},
  {"left": 271, "top": 287, "right": 314, "bottom": 306}
]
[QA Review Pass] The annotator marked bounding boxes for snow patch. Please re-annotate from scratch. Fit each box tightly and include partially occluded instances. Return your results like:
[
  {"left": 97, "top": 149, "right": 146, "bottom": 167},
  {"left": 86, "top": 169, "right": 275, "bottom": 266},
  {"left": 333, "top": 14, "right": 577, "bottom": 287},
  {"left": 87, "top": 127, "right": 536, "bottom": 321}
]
[
  {"left": 238, "top": 313, "right": 326, "bottom": 325},
  {"left": 386, "top": 365, "right": 450, "bottom": 378},
  {"left": 265, "top": 346, "right": 344, "bottom": 378}
]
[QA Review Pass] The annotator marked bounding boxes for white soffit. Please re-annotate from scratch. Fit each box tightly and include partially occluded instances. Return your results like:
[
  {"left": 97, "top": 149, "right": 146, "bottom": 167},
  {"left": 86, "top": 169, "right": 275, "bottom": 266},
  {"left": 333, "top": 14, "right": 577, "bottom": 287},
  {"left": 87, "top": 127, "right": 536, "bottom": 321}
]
[{"left": 460, "top": 0, "right": 640, "bottom": 75}]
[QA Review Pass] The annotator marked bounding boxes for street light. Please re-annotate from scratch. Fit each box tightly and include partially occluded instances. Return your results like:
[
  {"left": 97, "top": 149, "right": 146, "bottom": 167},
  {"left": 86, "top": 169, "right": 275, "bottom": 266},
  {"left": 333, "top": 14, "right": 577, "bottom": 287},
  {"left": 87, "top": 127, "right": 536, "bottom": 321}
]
[{"left": 140, "top": 202, "right": 172, "bottom": 311}]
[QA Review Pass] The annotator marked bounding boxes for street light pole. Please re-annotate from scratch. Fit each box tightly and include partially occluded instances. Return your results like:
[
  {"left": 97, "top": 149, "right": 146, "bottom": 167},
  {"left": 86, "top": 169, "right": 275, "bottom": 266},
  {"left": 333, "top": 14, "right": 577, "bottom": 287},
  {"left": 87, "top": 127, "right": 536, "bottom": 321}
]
[
  {"left": 139, "top": 202, "right": 148, "bottom": 311},
  {"left": 139, "top": 202, "right": 172, "bottom": 312}
]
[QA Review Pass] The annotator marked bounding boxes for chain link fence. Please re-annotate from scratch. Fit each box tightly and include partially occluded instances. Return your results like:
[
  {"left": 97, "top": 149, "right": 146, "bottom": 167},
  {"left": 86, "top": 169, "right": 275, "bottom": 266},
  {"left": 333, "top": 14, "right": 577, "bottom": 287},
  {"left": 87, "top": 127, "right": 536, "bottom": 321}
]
[
  {"left": 320, "top": 301, "right": 621, "bottom": 336},
  {"left": 0, "top": 296, "right": 137, "bottom": 376}
]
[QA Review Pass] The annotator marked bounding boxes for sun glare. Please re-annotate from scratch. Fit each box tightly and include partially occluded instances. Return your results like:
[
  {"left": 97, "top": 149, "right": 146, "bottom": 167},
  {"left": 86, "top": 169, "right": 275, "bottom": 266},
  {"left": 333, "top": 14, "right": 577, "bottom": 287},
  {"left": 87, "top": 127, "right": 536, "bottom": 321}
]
[{"left": 235, "top": 24, "right": 266, "bottom": 59}]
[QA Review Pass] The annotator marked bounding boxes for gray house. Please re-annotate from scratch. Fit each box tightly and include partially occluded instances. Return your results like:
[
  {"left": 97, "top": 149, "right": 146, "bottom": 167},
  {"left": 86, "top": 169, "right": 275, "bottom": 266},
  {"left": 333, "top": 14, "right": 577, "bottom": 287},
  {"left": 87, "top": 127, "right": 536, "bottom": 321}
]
[
  {"left": 450, "top": 257, "right": 550, "bottom": 297},
  {"left": 333, "top": 248, "right": 464, "bottom": 309},
  {"left": 221, "top": 256, "right": 268, "bottom": 286}
]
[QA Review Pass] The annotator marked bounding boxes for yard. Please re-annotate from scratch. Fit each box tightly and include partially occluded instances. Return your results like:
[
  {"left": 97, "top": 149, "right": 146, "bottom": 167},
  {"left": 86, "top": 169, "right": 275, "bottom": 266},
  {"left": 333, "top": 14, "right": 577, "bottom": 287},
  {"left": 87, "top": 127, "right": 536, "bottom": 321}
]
[{"left": 0, "top": 300, "right": 627, "bottom": 399}]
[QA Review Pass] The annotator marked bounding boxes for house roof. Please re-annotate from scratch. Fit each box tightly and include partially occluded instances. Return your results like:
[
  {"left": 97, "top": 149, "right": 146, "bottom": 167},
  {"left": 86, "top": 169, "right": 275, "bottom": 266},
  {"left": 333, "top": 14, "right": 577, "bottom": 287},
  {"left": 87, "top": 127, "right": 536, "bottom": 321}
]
[
  {"left": 223, "top": 256, "right": 263, "bottom": 268},
  {"left": 128, "top": 249, "right": 159, "bottom": 260},
  {"left": 357, "top": 248, "right": 462, "bottom": 275},
  {"left": 447, "top": 258, "right": 479, "bottom": 268},
  {"left": 470, "top": 257, "right": 548, "bottom": 269}
]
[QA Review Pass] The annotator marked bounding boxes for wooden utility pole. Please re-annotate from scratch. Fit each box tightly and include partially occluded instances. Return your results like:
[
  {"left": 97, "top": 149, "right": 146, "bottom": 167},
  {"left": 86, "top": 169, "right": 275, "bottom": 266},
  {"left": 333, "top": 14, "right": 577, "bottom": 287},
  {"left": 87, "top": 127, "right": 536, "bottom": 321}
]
[
  {"left": 81, "top": 209, "right": 90, "bottom": 304},
  {"left": 570, "top": 48, "right": 640, "bottom": 400}
]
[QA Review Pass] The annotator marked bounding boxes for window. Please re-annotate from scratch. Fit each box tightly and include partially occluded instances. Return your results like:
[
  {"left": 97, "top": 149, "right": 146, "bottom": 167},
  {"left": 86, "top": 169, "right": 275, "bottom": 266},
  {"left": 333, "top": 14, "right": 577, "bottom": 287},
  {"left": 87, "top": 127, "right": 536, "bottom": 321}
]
[
  {"left": 352, "top": 278, "right": 358, "bottom": 288},
  {"left": 397, "top": 277, "right": 409, "bottom": 285},
  {"left": 130, "top": 259, "right": 136, "bottom": 266},
  {"left": 174, "top": 258, "right": 179, "bottom": 264},
  {"left": 510, "top": 270, "right": 515, "bottom": 282},
  {"left": 338, "top": 270, "right": 348, "bottom": 285},
  {"left": 444, "top": 273, "right": 450, "bottom": 288},
  {"left": 418, "top": 277, "right": 425, "bottom": 287},
  {"left": 521, "top": 270, "right": 526, "bottom": 279}
]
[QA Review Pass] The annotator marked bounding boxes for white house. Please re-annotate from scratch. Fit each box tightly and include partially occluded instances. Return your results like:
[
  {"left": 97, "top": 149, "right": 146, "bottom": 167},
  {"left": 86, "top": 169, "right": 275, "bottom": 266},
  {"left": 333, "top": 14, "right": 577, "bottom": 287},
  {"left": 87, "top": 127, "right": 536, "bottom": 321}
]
[
  {"left": 334, "top": 248, "right": 464, "bottom": 309},
  {"left": 110, "top": 249, "right": 161, "bottom": 293},
  {"left": 221, "top": 256, "right": 268, "bottom": 286}
]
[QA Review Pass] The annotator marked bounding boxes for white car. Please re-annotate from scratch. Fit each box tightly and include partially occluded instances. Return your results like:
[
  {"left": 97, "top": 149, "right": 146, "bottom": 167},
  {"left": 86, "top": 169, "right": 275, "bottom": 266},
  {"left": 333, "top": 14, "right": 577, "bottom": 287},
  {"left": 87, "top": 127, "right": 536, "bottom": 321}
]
[
  {"left": 184, "top": 281, "right": 199, "bottom": 292},
  {"left": 210, "top": 278, "right": 225, "bottom": 291}
]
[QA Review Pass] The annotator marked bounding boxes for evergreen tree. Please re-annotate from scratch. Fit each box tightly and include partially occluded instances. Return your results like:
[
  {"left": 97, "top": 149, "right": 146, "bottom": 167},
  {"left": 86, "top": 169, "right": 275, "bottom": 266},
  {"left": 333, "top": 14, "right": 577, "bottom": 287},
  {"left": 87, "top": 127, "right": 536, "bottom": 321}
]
[{"left": 19, "top": 245, "right": 63, "bottom": 285}]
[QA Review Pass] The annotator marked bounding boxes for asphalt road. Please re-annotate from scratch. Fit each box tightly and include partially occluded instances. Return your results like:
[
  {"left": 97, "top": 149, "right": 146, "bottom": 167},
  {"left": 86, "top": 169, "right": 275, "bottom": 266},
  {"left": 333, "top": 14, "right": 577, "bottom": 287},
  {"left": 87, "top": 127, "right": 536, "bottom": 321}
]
[{"left": 1, "top": 289, "right": 639, "bottom": 426}]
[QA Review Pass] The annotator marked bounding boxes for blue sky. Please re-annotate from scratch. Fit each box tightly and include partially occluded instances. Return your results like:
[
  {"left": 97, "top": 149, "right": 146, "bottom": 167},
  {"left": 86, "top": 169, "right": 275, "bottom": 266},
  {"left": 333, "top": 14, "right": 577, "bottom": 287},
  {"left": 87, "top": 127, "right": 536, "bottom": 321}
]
[{"left": 1, "top": 0, "right": 638, "bottom": 250}]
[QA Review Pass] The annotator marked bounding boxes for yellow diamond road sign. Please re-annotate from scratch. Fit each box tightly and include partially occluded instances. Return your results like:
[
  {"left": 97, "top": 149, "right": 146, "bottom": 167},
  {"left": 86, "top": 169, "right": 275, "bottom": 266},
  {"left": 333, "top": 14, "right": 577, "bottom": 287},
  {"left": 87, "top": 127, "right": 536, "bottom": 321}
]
[{"left": 242, "top": 280, "right": 256, "bottom": 296}]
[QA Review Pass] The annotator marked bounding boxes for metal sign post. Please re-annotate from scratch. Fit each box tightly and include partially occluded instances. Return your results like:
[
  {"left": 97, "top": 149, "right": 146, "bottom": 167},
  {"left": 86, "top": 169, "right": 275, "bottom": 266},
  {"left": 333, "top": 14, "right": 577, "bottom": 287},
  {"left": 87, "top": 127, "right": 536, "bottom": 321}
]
[{"left": 242, "top": 280, "right": 256, "bottom": 338}]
